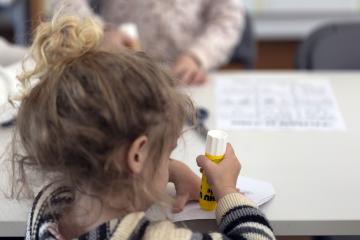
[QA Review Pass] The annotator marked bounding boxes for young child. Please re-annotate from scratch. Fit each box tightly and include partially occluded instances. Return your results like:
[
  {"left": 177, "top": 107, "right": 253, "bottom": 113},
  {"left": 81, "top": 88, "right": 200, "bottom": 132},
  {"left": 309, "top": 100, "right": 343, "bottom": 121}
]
[
  {"left": 11, "top": 15, "right": 275, "bottom": 240},
  {"left": 49, "top": 0, "right": 244, "bottom": 85}
]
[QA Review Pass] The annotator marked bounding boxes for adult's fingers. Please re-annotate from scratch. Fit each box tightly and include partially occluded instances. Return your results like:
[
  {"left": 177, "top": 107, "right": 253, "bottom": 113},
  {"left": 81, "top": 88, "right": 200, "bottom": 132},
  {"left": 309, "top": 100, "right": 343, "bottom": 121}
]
[
  {"left": 172, "top": 60, "right": 185, "bottom": 76},
  {"left": 182, "top": 69, "right": 196, "bottom": 85},
  {"left": 193, "top": 71, "right": 207, "bottom": 85},
  {"left": 172, "top": 63, "right": 187, "bottom": 84},
  {"left": 122, "top": 34, "right": 135, "bottom": 49}
]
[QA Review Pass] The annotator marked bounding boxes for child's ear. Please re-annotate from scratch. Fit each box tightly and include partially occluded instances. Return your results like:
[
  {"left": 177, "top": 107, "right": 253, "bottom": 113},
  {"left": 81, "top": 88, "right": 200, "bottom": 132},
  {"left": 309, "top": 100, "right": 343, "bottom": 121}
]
[{"left": 127, "top": 135, "right": 148, "bottom": 175}]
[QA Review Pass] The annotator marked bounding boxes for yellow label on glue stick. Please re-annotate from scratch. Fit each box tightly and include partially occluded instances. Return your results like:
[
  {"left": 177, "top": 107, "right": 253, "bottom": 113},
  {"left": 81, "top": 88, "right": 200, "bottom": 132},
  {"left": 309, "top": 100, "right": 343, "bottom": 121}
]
[
  {"left": 199, "top": 153, "right": 224, "bottom": 211},
  {"left": 199, "top": 130, "right": 228, "bottom": 211}
]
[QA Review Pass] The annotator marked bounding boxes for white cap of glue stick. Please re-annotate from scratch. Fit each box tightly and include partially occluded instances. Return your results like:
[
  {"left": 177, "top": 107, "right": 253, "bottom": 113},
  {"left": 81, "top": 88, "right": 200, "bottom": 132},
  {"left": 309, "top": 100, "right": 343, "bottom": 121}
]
[
  {"left": 205, "top": 130, "right": 228, "bottom": 157},
  {"left": 118, "top": 23, "right": 139, "bottom": 40}
]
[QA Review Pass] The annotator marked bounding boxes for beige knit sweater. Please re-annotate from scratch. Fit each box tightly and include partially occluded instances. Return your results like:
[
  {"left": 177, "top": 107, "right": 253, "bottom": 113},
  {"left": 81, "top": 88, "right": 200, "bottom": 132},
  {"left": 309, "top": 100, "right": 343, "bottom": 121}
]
[
  {"left": 50, "top": 0, "right": 244, "bottom": 70},
  {"left": 26, "top": 184, "right": 276, "bottom": 240}
]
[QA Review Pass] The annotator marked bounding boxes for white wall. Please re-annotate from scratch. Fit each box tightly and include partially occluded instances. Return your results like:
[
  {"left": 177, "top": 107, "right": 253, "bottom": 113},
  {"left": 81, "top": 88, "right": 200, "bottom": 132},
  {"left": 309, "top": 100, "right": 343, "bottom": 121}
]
[
  {"left": 243, "top": 0, "right": 360, "bottom": 14},
  {"left": 242, "top": 0, "right": 360, "bottom": 40}
]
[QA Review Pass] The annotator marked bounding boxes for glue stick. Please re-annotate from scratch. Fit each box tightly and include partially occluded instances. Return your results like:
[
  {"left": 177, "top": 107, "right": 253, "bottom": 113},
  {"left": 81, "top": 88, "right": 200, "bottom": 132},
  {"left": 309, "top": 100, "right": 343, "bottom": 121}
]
[{"left": 199, "top": 130, "right": 228, "bottom": 211}]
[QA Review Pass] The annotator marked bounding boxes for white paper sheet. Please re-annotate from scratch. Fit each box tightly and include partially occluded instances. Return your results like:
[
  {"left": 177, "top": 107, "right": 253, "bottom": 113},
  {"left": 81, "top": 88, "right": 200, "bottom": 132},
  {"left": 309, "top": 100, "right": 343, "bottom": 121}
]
[
  {"left": 0, "top": 62, "right": 30, "bottom": 125},
  {"left": 165, "top": 176, "right": 275, "bottom": 222},
  {"left": 0, "top": 66, "right": 17, "bottom": 124},
  {"left": 215, "top": 77, "right": 346, "bottom": 131}
]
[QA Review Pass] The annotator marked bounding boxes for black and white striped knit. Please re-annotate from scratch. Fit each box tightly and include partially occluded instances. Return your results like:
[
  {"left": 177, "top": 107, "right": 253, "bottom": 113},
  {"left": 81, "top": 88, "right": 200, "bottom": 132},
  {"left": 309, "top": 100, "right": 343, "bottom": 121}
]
[{"left": 26, "top": 184, "right": 276, "bottom": 240}]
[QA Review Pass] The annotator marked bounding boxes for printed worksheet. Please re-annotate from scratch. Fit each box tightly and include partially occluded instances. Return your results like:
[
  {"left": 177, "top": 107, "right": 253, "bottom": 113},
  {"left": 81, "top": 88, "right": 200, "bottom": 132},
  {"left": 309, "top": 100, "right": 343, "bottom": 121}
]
[{"left": 215, "top": 77, "right": 346, "bottom": 131}]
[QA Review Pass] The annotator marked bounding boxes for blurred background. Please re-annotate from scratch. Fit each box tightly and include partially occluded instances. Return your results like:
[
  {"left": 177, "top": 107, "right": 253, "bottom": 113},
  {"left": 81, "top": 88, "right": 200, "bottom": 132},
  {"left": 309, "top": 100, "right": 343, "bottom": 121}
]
[
  {"left": 1, "top": 1, "right": 360, "bottom": 240},
  {"left": 1, "top": 0, "right": 360, "bottom": 69}
]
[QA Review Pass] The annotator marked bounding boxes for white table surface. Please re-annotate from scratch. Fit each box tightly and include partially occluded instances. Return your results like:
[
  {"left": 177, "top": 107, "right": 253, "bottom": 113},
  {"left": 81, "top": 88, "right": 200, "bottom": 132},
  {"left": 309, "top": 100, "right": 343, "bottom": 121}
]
[{"left": 1, "top": 71, "right": 360, "bottom": 237}]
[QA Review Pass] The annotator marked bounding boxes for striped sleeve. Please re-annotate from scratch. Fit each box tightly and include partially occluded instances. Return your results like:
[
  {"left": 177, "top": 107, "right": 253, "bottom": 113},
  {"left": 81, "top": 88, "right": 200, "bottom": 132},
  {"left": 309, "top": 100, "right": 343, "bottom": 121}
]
[{"left": 215, "top": 193, "right": 276, "bottom": 240}]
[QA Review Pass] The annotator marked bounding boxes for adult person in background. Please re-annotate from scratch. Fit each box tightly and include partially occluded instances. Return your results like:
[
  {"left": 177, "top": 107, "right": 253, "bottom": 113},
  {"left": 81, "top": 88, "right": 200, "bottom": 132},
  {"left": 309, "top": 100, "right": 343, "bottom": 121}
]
[{"left": 50, "top": 0, "right": 244, "bottom": 85}]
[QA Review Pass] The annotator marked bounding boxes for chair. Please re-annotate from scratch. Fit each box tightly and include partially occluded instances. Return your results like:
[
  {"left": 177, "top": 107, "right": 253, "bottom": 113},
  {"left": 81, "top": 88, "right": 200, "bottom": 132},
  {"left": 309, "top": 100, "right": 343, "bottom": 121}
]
[
  {"left": 0, "top": 0, "right": 29, "bottom": 45},
  {"left": 230, "top": 13, "right": 257, "bottom": 69},
  {"left": 89, "top": 0, "right": 101, "bottom": 14},
  {"left": 296, "top": 22, "right": 360, "bottom": 70}
]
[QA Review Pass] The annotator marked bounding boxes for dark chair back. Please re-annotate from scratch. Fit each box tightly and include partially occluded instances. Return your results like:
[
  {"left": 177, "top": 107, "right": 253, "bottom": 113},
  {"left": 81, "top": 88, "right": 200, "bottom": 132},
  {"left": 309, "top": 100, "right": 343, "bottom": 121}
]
[
  {"left": 230, "top": 13, "right": 257, "bottom": 69},
  {"left": 0, "top": 0, "right": 29, "bottom": 45},
  {"left": 89, "top": 0, "right": 101, "bottom": 14},
  {"left": 296, "top": 22, "right": 360, "bottom": 70}
]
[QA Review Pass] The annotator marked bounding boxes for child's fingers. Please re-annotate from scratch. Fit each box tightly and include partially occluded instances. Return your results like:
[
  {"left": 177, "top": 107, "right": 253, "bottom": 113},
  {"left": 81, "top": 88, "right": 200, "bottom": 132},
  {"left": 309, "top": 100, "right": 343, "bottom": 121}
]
[
  {"left": 172, "top": 194, "right": 188, "bottom": 213},
  {"left": 196, "top": 155, "right": 217, "bottom": 174},
  {"left": 196, "top": 155, "right": 210, "bottom": 169},
  {"left": 196, "top": 155, "right": 206, "bottom": 167}
]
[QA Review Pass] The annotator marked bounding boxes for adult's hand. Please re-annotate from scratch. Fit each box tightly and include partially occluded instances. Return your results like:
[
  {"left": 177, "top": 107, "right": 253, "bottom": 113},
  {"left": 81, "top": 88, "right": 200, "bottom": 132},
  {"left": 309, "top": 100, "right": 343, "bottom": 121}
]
[{"left": 173, "top": 54, "right": 207, "bottom": 85}]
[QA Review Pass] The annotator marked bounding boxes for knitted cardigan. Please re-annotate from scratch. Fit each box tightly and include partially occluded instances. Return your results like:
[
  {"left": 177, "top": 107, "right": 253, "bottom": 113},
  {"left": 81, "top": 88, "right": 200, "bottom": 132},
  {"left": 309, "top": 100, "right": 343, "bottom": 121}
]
[
  {"left": 49, "top": 0, "right": 244, "bottom": 70},
  {"left": 26, "top": 184, "right": 276, "bottom": 240}
]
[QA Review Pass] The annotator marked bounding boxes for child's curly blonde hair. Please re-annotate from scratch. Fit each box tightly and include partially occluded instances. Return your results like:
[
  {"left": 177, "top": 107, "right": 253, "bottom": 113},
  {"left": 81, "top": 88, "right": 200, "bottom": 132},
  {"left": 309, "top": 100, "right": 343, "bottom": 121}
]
[{"left": 10, "top": 14, "right": 192, "bottom": 209}]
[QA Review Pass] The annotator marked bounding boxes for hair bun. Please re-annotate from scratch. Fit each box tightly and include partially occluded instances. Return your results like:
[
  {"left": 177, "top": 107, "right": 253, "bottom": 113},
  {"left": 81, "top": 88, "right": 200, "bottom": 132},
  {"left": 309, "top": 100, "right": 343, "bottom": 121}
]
[
  {"left": 19, "top": 15, "right": 103, "bottom": 84},
  {"left": 36, "top": 15, "right": 103, "bottom": 65}
]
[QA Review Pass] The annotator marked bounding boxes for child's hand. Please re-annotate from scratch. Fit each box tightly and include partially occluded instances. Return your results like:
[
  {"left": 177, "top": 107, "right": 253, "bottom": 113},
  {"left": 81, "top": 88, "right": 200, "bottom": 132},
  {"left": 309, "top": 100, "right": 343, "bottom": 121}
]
[
  {"left": 196, "top": 144, "right": 241, "bottom": 200},
  {"left": 169, "top": 160, "right": 201, "bottom": 213},
  {"left": 173, "top": 54, "right": 207, "bottom": 85}
]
